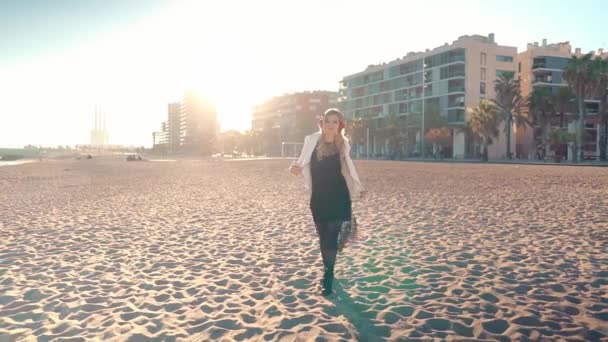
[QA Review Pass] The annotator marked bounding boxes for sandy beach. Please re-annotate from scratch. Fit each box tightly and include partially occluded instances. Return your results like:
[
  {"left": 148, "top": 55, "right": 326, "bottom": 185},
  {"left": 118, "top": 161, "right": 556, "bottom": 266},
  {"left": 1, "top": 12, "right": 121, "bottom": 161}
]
[{"left": 1, "top": 157, "right": 607, "bottom": 341}]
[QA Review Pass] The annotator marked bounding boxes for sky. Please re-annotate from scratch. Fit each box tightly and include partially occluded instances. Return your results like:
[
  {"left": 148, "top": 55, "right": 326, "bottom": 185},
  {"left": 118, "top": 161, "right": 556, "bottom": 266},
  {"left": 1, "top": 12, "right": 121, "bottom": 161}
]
[{"left": 1, "top": 0, "right": 606, "bottom": 147}]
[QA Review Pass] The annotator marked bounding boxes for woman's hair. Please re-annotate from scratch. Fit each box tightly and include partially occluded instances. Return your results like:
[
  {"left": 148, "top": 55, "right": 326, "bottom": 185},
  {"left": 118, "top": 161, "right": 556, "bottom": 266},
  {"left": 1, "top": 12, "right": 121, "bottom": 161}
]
[{"left": 317, "top": 108, "right": 346, "bottom": 160}]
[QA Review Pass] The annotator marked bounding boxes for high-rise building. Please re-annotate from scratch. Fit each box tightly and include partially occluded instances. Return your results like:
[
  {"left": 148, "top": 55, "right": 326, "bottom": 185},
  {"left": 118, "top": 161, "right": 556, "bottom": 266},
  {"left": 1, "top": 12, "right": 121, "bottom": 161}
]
[
  {"left": 339, "top": 33, "right": 517, "bottom": 159},
  {"left": 168, "top": 102, "right": 181, "bottom": 152},
  {"left": 517, "top": 40, "right": 607, "bottom": 160},
  {"left": 90, "top": 106, "right": 109, "bottom": 146},
  {"left": 252, "top": 91, "right": 338, "bottom": 156},
  {"left": 179, "top": 90, "right": 219, "bottom": 155},
  {"left": 152, "top": 121, "right": 169, "bottom": 149}
]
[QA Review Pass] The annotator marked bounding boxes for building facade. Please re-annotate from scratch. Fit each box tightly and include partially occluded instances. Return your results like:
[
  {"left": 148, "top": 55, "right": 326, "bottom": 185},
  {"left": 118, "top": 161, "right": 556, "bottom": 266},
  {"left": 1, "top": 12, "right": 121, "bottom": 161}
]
[
  {"left": 90, "top": 107, "right": 109, "bottom": 147},
  {"left": 252, "top": 91, "right": 338, "bottom": 156},
  {"left": 517, "top": 40, "right": 607, "bottom": 160},
  {"left": 339, "top": 33, "right": 517, "bottom": 159},
  {"left": 167, "top": 102, "right": 181, "bottom": 152},
  {"left": 179, "top": 90, "right": 219, "bottom": 155}
]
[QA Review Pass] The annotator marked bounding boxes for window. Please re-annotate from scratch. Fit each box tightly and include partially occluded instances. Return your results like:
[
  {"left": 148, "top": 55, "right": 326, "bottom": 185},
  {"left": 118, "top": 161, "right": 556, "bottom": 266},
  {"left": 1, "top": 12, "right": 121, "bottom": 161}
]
[
  {"left": 496, "top": 55, "right": 514, "bottom": 62},
  {"left": 481, "top": 68, "right": 486, "bottom": 81},
  {"left": 518, "top": 62, "right": 521, "bottom": 73},
  {"left": 481, "top": 52, "right": 487, "bottom": 65},
  {"left": 309, "top": 105, "right": 317, "bottom": 111},
  {"left": 480, "top": 82, "right": 486, "bottom": 95}
]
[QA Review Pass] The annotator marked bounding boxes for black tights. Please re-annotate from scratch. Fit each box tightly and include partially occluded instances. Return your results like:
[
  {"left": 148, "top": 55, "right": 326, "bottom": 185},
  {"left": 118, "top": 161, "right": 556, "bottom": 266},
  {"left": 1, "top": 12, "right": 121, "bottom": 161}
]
[{"left": 315, "top": 221, "right": 342, "bottom": 273}]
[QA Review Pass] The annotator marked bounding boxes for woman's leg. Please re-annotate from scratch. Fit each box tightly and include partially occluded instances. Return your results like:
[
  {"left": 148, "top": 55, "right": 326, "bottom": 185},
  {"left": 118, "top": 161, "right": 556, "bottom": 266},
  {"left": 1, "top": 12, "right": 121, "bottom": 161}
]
[{"left": 315, "top": 221, "right": 341, "bottom": 295}]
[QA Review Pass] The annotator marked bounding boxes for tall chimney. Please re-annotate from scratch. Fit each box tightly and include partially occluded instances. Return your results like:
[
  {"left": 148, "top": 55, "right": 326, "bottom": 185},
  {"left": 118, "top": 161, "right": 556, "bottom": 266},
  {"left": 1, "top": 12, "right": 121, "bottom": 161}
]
[
  {"left": 542, "top": 38, "right": 547, "bottom": 46},
  {"left": 575, "top": 47, "right": 581, "bottom": 54},
  {"left": 488, "top": 33, "right": 495, "bottom": 44}
]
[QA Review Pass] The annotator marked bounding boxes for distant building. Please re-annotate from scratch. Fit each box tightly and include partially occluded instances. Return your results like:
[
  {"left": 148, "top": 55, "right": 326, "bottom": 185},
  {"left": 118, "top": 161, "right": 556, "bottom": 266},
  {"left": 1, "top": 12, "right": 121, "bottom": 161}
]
[
  {"left": 90, "top": 107, "right": 109, "bottom": 147},
  {"left": 152, "top": 93, "right": 219, "bottom": 155},
  {"left": 179, "top": 90, "right": 219, "bottom": 155},
  {"left": 252, "top": 91, "right": 338, "bottom": 156},
  {"left": 340, "top": 33, "right": 517, "bottom": 159},
  {"left": 168, "top": 102, "right": 181, "bottom": 152},
  {"left": 517, "top": 40, "right": 608, "bottom": 160},
  {"left": 152, "top": 121, "right": 169, "bottom": 151}
]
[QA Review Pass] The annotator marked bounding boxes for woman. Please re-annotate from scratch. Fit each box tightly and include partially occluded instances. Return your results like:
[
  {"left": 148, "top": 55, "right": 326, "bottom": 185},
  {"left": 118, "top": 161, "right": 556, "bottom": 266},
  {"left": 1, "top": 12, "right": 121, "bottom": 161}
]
[{"left": 289, "top": 108, "right": 364, "bottom": 296}]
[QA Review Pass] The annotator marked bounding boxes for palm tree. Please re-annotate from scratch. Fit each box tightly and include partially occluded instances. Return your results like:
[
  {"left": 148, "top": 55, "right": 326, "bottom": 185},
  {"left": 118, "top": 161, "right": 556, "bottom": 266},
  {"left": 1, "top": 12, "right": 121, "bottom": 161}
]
[
  {"left": 564, "top": 53, "right": 596, "bottom": 162},
  {"left": 380, "top": 113, "right": 406, "bottom": 159},
  {"left": 554, "top": 87, "right": 576, "bottom": 129},
  {"left": 492, "top": 72, "right": 529, "bottom": 159},
  {"left": 593, "top": 57, "right": 608, "bottom": 161},
  {"left": 346, "top": 117, "right": 369, "bottom": 159},
  {"left": 469, "top": 100, "right": 499, "bottom": 161},
  {"left": 548, "top": 129, "right": 576, "bottom": 162},
  {"left": 529, "top": 88, "right": 554, "bottom": 159},
  {"left": 456, "top": 123, "right": 479, "bottom": 159}
]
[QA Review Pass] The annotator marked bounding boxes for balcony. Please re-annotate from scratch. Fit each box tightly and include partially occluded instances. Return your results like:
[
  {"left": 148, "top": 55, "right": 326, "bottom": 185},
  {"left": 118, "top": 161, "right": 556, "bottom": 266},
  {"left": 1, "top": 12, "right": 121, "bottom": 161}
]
[
  {"left": 532, "top": 76, "right": 567, "bottom": 87},
  {"left": 532, "top": 62, "right": 546, "bottom": 69},
  {"left": 448, "top": 101, "right": 465, "bottom": 108},
  {"left": 449, "top": 55, "right": 466, "bottom": 63},
  {"left": 448, "top": 85, "right": 465, "bottom": 93},
  {"left": 447, "top": 109, "right": 466, "bottom": 124}
]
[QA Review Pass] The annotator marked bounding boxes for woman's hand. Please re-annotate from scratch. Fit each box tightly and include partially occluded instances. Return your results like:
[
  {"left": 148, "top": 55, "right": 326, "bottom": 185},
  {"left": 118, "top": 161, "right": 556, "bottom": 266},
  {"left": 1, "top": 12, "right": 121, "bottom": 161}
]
[{"left": 289, "top": 162, "right": 303, "bottom": 176}]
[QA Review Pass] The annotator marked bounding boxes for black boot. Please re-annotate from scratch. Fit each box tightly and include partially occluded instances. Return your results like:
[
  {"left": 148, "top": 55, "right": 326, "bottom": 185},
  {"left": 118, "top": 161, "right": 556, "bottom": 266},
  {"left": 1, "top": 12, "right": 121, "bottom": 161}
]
[{"left": 321, "top": 265, "right": 334, "bottom": 296}]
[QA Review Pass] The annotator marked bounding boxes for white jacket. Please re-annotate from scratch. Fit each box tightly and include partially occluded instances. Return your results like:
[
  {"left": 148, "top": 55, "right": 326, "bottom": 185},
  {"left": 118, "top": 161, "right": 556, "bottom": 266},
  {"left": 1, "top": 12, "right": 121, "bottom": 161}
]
[{"left": 294, "top": 131, "right": 364, "bottom": 200}]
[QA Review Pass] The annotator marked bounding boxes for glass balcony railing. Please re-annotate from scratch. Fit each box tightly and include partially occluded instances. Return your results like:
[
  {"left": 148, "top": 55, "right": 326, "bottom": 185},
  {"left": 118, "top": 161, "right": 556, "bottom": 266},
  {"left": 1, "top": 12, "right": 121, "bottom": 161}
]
[
  {"left": 449, "top": 55, "right": 466, "bottom": 63},
  {"left": 532, "top": 63, "right": 546, "bottom": 69},
  {"left": 448, "top": 86, "right": 465, "bottom": 93},
  {"left": 532, "top": 77, "right": 560, "bottom": 84},
  {"left": 448, "top": 101, "right": 465, "bottom": 108},
  {"left": 448, "top": 110, "right": 466, "bottom": 123},
  {"left": 448, "top": 71, "right": 466, "bottom": 78}
]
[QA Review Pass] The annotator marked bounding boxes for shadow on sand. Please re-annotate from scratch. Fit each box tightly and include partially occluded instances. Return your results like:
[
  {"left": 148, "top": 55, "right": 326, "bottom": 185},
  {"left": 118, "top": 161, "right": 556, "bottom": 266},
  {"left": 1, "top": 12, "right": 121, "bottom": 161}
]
[{"left": 322, "top": 279, "right": 391, "bottom": 341}]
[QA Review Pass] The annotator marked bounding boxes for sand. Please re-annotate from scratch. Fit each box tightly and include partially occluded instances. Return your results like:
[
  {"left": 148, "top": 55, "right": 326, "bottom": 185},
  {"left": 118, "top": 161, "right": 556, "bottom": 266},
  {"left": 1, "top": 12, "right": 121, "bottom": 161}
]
[{"left": 0, "top": 157, "right": 607, "bottom": 341}]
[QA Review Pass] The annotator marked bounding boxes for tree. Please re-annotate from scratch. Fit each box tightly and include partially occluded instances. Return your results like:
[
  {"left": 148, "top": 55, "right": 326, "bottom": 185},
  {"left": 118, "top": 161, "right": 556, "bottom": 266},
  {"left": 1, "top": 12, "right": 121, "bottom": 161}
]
[
  {"left": 492, "top": 72, "right": 529, "bottom": 159},
  {"left": 456, "top": 123, "right": 479, "bottom": 159},
  {"left": 564, "top": 53, "right": 596, "bottom": 163},
  {"left": 346, "top": 117, "right": 369, "bottom": 158},
  {"left": 593, "top": 57, "right": 608, "bottom": 161},
  {"left": 376, "top": 113, "right": 406, "bottom": 159},
  {"left": 548, "top": 129, "right": 576, "bottom": 162},
  {"left": 468, "top": 100, "right": 499, "bottom": 161},
  {"left": 407, "top": 100, "right": 446, "bottom": 157},
  {"left": 240, "top": 130, "right": 262, "bottom": 156},
  {"left": 218, "top": 130, "right": 242, "bottom": 156},
  {"left": 554, "top": 87, "right": 576, "bottom": 129},
  {"left": 425, "top": 127, "right": 451, "bottom": 158},
  {"left": 529, "top": 88, "right": 554, "bottom": 159}
]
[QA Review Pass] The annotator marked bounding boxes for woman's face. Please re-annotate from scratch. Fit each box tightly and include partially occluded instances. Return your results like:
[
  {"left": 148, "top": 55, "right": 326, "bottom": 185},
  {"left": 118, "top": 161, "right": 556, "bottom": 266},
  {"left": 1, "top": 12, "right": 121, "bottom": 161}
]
[{"left": 322, "top": 114, "right": 341, "bottom": 136}]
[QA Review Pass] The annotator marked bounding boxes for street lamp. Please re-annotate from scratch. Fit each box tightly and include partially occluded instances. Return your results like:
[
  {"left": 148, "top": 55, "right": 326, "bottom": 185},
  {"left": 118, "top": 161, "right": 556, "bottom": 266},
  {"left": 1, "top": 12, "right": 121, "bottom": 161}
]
[{"left": 421, "top": 61, "right": 427, "bottom": 158}]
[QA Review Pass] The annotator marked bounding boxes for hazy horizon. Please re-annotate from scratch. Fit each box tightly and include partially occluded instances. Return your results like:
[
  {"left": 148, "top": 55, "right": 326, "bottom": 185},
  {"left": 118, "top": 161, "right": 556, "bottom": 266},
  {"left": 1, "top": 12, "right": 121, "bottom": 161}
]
[{"left": 1, "top": 0, "right": 606, "bottom": 148}]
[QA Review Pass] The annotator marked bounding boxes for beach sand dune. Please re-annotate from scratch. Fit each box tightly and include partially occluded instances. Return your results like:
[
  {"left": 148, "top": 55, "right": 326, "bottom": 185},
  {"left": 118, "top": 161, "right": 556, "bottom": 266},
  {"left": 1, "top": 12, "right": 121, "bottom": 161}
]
[{"left": 1, "top": 159, "right": 607, "bottom": 341}]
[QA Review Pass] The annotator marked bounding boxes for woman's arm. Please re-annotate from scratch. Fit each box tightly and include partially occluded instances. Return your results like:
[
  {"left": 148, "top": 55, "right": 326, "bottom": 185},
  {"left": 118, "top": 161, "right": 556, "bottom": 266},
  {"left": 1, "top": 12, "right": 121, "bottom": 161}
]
[
  {"left": 343, "top": 138, "right": 365, "bottom": 197},
  {"left": 289, "top": 135, "right": 309, "bottom": 176},
  {"left": 295, "top": 135, "right": 310, "bottom": 166}
]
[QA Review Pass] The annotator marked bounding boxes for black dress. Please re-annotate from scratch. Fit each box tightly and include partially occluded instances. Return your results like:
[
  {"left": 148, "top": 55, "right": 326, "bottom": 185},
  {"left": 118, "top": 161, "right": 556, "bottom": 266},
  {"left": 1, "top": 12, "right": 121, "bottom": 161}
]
[
  {"left": 310, "top": 146, "right": 356, "bottom": 261},
  {"left": 310, "top": 147, "right": 351, "bottom": 222}
]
